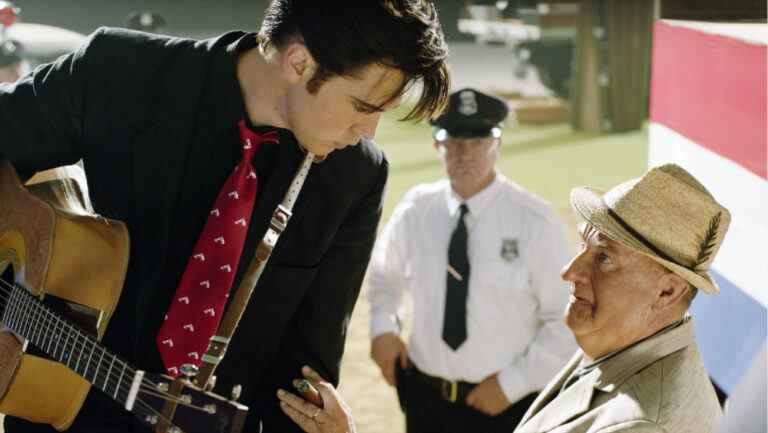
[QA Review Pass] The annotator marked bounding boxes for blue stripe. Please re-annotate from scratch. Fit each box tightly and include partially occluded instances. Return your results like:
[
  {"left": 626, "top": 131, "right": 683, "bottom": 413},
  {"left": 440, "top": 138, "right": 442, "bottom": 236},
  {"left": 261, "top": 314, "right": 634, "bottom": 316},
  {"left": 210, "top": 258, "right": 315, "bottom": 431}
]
[{"left": 691, "top": 270, "right": 767, "bottom": 393}]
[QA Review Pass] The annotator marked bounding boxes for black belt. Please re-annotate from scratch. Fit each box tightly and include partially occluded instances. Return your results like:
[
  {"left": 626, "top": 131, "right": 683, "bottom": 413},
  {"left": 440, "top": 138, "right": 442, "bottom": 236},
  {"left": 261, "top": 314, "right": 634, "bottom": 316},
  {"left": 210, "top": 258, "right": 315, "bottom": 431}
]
[{"left": 409, "top": 364, "right": 478, "bottom": 404}]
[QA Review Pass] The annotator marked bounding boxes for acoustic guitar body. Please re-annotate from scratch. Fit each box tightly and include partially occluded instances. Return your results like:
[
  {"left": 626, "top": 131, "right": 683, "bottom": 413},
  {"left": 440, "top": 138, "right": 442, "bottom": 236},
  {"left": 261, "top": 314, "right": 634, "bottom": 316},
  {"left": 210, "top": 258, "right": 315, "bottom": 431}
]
[{"left": 0, "top": 161, "right": 130, "bottom": 430}]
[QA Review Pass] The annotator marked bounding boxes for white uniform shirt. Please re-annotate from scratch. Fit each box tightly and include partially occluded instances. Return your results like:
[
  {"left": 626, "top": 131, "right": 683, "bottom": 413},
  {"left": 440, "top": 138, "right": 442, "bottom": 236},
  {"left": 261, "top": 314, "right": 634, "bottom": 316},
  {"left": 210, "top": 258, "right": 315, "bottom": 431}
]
[{"left": 368, "top": 173, "right": 576, "bottom": 404}]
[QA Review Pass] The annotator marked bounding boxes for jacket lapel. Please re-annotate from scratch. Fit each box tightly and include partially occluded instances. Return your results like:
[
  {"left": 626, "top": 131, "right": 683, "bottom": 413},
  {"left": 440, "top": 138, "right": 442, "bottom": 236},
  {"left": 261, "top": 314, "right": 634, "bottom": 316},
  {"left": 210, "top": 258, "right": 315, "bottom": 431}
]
[
  {"left": 516, "top": 352, "right": 598, "bottom": 433},
  {"left": 516, "top": 320, "right": 696, "bottom": 433},
  {"left": 130, "top": 62, "right": 207, "bottom": 322},
  {"left": 591, "top": 319, "right": 694, "bottom": 393},
  {"left": 517, "top": 351, "right": 581, "bottom": 429}
]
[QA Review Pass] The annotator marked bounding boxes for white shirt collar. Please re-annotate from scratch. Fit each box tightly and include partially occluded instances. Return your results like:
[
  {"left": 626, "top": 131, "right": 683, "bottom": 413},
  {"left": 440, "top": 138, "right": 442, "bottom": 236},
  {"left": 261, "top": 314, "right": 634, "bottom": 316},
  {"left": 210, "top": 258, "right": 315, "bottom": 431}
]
[{"left": 445, "top": 171, "right": 505, "bottom": 218}]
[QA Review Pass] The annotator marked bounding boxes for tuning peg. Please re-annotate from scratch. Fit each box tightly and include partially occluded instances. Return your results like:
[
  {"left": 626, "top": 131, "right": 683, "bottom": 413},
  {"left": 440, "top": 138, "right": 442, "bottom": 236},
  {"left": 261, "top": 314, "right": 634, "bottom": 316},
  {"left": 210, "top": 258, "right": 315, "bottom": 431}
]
[
  {"left": 231, "top": 384, "right": 242, "bottom": 401},
  {"left": 179, "top": 363, "right": 199, "bottom": 380},
  {"left": 204, "top": 374, "right": 217, "bottom": 391}
]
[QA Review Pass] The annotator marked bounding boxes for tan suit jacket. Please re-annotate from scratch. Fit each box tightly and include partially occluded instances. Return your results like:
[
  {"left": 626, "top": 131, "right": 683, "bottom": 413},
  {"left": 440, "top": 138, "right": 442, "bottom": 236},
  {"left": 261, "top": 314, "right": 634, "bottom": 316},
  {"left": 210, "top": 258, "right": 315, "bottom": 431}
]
[{"left": 514, "top": 319, "right": 722, "bottom": 433}]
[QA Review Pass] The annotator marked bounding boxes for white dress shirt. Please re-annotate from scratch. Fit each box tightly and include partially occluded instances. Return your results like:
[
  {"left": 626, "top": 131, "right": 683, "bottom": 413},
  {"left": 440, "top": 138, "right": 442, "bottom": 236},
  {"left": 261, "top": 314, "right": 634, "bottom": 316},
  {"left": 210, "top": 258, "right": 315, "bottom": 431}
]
[{"left": 367, "top": 172, "right": 576, "bottom": 404}]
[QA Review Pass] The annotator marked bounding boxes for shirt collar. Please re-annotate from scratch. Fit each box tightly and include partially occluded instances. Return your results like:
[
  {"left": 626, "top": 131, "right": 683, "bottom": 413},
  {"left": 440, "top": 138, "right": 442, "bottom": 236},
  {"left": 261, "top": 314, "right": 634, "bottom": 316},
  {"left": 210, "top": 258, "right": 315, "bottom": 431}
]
[
  {"left": 586, "top": 316, "right": 693, "bottom": 392},
  {"left": 445, "top": 171, "right": 505, "bottom": 218}
]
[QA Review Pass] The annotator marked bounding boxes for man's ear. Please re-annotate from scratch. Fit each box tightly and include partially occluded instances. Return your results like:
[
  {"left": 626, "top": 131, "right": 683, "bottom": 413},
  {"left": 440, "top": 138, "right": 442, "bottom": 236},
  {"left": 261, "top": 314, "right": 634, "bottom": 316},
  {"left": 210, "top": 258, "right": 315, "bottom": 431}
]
[
  {"left": 654, "top": 272, "right": 690, "bottom": 311},
  {"left": 281, "top": 42, "right": 316, "bottom": 85}
]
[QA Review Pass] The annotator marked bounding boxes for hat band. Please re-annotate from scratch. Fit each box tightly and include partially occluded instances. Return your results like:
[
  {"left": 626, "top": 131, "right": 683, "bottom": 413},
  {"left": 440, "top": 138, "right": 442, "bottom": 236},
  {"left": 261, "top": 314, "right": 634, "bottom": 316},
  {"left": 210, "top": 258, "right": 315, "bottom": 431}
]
[{"left": 607, "top": 208, "right": 693, "bottom": 271}]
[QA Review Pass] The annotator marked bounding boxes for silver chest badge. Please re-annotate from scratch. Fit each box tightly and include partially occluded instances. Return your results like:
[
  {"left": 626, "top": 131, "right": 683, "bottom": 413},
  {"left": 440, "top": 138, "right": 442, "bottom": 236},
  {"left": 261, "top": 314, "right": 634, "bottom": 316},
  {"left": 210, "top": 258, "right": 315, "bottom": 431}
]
[{"left": 500, "top": 238, "right": 519, "bottom": 262}]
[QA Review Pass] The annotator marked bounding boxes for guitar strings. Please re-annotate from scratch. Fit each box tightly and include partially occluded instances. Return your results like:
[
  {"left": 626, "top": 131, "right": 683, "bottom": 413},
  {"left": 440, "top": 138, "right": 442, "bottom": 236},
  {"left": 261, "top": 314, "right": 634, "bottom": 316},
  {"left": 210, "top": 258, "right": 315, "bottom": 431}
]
[
  {"left": 0, "top": 279, "right": 217, "bottom": 427},
  {"left": 0, "top": 278, "right": 219, "bottom": 421},
  {"left": 0, "top": 278, "right": 142, "bottom": 394}
]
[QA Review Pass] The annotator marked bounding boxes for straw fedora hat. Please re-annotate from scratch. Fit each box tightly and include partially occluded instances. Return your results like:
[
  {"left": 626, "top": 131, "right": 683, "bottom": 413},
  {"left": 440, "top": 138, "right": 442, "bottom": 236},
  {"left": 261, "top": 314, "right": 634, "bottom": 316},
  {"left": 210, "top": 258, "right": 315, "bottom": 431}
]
[{"left": 570, "top": 164, "right": 730, "bottom": 294}]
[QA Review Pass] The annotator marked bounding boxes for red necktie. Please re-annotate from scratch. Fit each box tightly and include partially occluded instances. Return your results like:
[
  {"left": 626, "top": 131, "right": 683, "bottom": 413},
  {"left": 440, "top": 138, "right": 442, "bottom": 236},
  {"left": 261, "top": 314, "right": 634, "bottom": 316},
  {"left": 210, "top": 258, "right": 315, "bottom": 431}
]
[{"left": 156, "top": 120, "right": 278, "bottom": 377}]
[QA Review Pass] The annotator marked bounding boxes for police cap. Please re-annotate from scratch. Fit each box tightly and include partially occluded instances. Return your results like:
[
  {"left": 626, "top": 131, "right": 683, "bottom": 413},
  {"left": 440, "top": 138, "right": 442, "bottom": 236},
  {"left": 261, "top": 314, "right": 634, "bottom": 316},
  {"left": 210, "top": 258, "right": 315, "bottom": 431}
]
[{"left": 430, "top": 88, "right": 509, "bottom": 141}]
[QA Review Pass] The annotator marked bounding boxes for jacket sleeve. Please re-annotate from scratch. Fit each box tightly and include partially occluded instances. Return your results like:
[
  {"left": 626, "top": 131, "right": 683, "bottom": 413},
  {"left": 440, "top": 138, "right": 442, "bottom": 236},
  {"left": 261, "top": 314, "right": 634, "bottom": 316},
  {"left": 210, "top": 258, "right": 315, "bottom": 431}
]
[
  {"left": 258, "top": 156, "right": 389, "bottom": 433},
  {"left": 0, "top": 28, "right": 104, "bottom": 178},
  {"left": 298, "top": 157, "right": 388, "bottom": 380}
]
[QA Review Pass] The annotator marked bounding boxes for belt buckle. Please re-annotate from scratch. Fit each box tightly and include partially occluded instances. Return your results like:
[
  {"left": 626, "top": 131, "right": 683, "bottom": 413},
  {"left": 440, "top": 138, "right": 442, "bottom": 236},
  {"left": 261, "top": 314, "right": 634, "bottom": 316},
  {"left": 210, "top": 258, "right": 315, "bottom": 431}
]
[{"left": 441, "top": 380, "right": 458, "bottom": 403}]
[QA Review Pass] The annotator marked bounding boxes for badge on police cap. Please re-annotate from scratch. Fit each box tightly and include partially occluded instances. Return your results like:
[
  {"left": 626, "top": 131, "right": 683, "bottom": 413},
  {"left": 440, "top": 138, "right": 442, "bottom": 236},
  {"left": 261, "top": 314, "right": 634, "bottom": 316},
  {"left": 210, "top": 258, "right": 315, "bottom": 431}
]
[{"left": 458, "top": 90, "right": 478, "bottom": 116}]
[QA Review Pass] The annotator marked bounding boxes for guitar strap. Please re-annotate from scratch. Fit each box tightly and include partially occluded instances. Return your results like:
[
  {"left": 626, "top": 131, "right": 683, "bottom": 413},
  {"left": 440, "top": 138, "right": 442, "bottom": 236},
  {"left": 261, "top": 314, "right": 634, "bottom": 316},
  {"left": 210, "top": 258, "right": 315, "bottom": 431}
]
[{"left": 194, "top": 151, "right": 316, "bottom": 388}]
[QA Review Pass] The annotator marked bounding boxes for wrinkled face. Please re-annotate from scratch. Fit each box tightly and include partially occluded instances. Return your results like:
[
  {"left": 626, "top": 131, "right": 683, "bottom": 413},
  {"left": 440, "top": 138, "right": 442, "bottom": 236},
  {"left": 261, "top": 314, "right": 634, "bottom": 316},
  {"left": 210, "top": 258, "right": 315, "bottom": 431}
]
[
  {"left": 435, "top": 136, "right": 499, "bottom": 192},
  {"left": 560, "top": 224, "right": 667, "bottom": 354},
  {"left": 284, "top": 63, "right": 404, "bottom": 157}
]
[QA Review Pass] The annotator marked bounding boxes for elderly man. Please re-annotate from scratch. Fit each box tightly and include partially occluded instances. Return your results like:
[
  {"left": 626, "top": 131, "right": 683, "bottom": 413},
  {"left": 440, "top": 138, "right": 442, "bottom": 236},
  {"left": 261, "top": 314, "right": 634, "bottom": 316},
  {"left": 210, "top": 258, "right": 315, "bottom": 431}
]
[
  {"left": 514, "top": 163, "right": 728, "bottom": 433},
  {"left": 277, "top": 163, "right": 728, "bottom": 433}
]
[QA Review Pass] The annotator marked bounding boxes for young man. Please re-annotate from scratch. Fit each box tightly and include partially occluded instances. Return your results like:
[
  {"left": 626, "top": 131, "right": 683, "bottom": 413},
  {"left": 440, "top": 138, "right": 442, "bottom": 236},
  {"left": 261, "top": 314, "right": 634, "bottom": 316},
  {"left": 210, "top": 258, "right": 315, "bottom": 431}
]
[
  {"left": 367, "top": 88, "right": 574, "bottom": 433},
  {"left": 0, "top": 1, "right": 449, "bottom": 432},
  {"left": 277, "top": 164, "right": 729, "bottom": 433}
]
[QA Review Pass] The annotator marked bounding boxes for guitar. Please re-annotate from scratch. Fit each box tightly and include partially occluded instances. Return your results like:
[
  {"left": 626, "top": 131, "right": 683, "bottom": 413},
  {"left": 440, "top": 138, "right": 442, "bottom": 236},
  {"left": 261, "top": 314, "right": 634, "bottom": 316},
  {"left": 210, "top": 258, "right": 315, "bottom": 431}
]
[{"left": 0, "top": 160, "right": 248, "bottom": 433}]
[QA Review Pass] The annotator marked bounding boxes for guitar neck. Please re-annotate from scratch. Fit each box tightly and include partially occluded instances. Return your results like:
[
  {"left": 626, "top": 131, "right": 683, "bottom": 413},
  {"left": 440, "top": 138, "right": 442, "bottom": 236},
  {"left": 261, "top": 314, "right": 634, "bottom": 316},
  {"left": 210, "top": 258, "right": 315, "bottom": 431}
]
[{"left": 1, "top": 284, "right": 145, "bottom": 412}]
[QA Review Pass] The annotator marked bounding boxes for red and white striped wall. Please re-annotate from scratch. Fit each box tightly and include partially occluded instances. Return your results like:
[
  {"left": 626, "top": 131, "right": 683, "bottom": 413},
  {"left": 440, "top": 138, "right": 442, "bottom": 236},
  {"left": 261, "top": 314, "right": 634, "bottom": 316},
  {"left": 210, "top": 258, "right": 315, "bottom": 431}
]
[{"left": 648, "top": 19, "right": 767, "bottom": 393}]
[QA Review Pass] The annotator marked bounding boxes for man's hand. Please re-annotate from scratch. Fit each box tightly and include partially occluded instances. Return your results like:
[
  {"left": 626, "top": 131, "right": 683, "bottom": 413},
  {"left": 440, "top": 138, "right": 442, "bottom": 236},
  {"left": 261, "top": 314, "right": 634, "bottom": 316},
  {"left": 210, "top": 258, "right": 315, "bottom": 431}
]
[
  {"left": 465, "top": 373, "right": 511, "bottom": 416},
  {"left": 370, "top": 333, "right": 407, "bottom": 387},
  {"left": 278, "top": 366, "right": 357, "bottom": 433}
]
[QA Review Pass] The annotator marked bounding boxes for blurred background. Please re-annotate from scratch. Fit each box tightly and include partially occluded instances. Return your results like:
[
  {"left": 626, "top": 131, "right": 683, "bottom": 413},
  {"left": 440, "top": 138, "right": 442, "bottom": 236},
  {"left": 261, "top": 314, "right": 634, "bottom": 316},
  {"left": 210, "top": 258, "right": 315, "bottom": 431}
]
[{"left": 1, "top": 1, "right": 765, "bottom": 432}]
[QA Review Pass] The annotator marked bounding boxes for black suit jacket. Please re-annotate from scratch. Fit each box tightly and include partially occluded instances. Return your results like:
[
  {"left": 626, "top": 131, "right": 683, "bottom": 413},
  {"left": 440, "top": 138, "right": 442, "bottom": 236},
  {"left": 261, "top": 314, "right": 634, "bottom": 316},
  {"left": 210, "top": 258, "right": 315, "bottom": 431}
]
[{"left": 0, "top": 28, "right": 387, "bottom": 432}]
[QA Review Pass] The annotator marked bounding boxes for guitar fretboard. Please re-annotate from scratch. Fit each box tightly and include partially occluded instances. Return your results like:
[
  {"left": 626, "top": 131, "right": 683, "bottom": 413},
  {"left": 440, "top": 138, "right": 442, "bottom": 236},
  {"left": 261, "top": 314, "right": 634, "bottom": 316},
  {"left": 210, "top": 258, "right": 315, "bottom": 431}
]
[{"left": 1, "top": 284, "right": 142, "bottom": 409}]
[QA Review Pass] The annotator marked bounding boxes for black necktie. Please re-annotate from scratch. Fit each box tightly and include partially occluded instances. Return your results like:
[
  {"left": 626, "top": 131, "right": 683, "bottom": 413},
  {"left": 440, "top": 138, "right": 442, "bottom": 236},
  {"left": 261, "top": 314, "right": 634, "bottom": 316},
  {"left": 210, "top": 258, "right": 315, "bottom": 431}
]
[{"left": 443, "top": 204, "right": 470, "bottom": 350}]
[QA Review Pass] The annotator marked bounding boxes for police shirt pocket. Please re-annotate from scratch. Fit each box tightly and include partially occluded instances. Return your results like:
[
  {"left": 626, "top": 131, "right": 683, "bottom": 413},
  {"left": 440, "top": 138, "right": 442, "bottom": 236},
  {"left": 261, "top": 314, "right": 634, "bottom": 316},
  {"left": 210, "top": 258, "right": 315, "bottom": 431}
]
[{"left": 483, "top": 258, "right": 529, "bottom": 294}]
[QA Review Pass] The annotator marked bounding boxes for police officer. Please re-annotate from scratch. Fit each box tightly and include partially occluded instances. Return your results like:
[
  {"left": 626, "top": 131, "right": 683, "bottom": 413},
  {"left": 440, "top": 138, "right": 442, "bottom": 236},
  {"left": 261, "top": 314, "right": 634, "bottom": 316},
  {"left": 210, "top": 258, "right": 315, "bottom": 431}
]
[{"left": 367, "top": 88, "right": 576, "bottom": 433}]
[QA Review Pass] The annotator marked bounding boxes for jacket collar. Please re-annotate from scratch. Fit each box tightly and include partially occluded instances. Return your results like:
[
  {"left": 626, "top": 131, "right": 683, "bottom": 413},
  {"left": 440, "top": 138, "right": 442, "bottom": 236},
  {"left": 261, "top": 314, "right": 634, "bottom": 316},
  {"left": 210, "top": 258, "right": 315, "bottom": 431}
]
[{"left": 517, "top": 318, "right": 695, "bottom": 433}]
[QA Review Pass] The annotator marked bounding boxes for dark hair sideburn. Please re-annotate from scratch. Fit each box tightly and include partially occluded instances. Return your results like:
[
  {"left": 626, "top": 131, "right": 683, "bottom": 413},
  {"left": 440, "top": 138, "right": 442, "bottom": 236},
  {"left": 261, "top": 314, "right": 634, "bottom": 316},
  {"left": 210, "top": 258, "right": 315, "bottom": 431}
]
[{"left": 259, "top": 0, "right": 450, "bottom": 121}]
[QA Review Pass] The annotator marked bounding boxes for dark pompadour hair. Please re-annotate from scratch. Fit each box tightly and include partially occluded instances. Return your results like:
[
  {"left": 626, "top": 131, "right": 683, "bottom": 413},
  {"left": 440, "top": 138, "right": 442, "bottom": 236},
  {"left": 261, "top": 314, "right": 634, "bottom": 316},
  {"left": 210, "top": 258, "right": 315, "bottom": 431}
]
[{"left": 259, "top": 0, "right": 450, "bottom": 121}]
